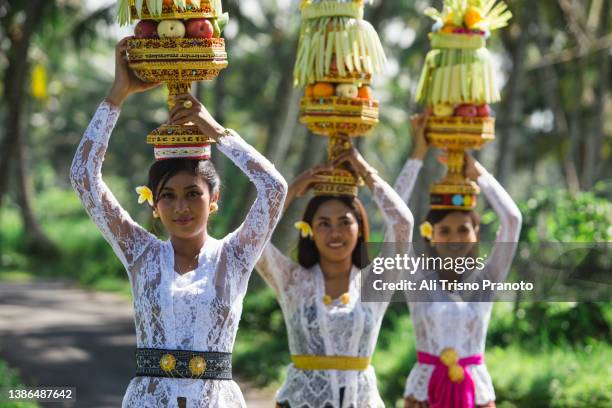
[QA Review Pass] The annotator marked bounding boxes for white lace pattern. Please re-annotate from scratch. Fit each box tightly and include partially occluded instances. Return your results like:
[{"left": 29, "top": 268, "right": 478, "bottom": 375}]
[
  {"left": 394, "top": 159, "right": 522, "bottom": 405},
  {"left": 256, "top": 175, "right": 414, "bottom": 408},
  {"left": 70, "top": 101, "right": 288, "bottom": 408}
]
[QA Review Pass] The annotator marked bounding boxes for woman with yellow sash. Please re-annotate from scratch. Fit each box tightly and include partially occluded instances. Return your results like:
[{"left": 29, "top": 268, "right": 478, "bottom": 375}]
[{"left": 255, "top": 148, "right": 414, "bottom": 408}]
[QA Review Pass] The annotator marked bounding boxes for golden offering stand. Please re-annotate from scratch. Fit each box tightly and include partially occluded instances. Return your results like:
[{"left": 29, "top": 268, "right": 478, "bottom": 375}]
[
  {"left": 426, "top": 116, "right": 496, "bottom": 210},
  {"left": 414, "top": 0, "right": 512, "bottom": 210},
  {"left": 295, "top": 0, "right": 386, "bottom": 196},
  {"left": 120, "top": 0, "right": 229, "bottom": 160}
]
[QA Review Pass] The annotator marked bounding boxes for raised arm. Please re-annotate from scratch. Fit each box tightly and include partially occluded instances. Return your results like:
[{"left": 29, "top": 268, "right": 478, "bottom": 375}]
[
  {"left": 394, "top": 113, "right": 428, "bottom": 202},
  {"left": 333, "top": 148, "right": 414, "bottom": 316},
  {"left": 256, "top": 243, "right": 300, "bottom": 295},
  {"left": 169, "top": 93, "right": 288, "bottom": 292},
  {"left": 69, "top": 39, "right": 161, "bottom": 271},
  {"left": 254, "top": 165, "right": 332, "bottom": 292},
  {"left": 215, "top": 129, "right": 288, "bottom": 277},
  {"left": 70, "top": 102, "right": 156, "bottom": 271},
  {"left": 477, "top": 165, "right": 523, "bottom": 283}
]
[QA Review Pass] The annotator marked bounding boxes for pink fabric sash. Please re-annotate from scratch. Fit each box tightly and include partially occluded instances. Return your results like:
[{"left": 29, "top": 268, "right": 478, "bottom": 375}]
[{"left": 417, "top": 351, "right": 484, "bottom": 408}]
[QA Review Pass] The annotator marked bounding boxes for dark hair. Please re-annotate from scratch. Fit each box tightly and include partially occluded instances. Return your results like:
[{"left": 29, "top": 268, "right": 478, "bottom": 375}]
[
  {"left": 297, "top": 195, "right": 370, "bottom": 269},
  {"left": 148, "top": 159, "right": 220, "bottom": 203}
]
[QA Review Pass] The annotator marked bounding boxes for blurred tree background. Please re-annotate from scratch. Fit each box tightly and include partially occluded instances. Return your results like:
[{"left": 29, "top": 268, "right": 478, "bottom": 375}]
[{"left": 0, "top": 0, "right": 610, "bottom": 406}]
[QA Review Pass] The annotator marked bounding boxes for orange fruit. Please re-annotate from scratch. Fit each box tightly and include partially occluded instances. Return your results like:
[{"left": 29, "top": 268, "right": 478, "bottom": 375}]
[
  {"left": 304, "top": 85, "right": 314, "bottom": 97},
  {"left": 163, "top": 0, "right": 174, "bottom": 6},
  {"left": 358, "top": 86, "right": 372, "bottom": 100},
  {"left": 441, "top": 24, "right": 455, "bottom": 33},
  {"left": 312, "top": 83, "right": 335, "bottom": 98}
]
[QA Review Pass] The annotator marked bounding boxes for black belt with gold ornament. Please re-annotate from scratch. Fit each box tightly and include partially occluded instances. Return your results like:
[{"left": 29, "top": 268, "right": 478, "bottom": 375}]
[{"left": 135, "top": 348, "right": 232, "bottom": 380}]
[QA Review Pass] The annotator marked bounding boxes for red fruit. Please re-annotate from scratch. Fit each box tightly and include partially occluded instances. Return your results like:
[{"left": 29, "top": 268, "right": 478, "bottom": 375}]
[
  {"left": 477, "top": 104, "right": 491, "bottom": 117},
  {"left": 185, "top": 18, "right": 214, "bottom": 39},
  {"left": 455, "top": 104, "right": 478, "bottom": 117},
  {"left": 135, "top": 20, "right": 159, "bottom": 39}
]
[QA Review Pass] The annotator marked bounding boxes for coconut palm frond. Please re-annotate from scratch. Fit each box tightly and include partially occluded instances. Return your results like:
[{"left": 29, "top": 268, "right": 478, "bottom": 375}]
[
  {"left": 117, "top": 0, "right": 131, "bottom": 25},
  {"left": 485, "top": 1, "right": 512, "bottom": 30}
]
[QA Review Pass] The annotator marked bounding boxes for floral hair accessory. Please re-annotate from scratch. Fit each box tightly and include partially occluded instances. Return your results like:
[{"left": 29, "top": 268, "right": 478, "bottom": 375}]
[
  {"left": 136, "top": 186, "right": 154, "bottom": 207},
  {"left": 420, "top": 221, "right": 433, "bottom": 240},
  {"left": 294, "top": 221, "right": 314, "bottom": 239}
]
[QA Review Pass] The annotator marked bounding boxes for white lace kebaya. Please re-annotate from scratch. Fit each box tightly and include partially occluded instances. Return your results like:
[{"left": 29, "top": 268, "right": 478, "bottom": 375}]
[
  {"left": 70, "top": 101, "right": 287, "bottom": 408},
  {"left": 255, "top": 176, "right": 414, "bottom": 408},
  {"left": 394, "top": 159, "right": 522, "bottom": 405}
]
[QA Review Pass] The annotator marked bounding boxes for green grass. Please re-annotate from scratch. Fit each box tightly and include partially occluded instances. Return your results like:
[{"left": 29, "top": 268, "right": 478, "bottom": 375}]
[
  {"left": 488, "top": 345, "right": 612, "bottom": 407},
  {"left": 0, "top": 360, "right": 39, "bottom": 408}
]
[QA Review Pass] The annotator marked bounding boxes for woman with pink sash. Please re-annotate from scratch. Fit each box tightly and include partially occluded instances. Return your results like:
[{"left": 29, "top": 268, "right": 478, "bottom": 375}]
[{"left": 395, "top": 116, "right": 522, "bottom": 408}]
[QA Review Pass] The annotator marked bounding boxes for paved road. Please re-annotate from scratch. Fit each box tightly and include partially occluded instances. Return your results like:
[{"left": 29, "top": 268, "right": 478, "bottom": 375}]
[{"left": 0, "top": 281, "right": 275, "bottom": 408}]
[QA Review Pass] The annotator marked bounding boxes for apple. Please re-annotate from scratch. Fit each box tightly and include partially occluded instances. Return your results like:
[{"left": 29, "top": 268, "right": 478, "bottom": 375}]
[
  {"left": 433, "top": 103, "right": 454, "bottom": 117},
  {"left": 157, "top": 20, "right": 186, "bottom": 38},
  {"left": 135, "top": 20, "right": 159, "bottom": 39},
  {"left": 477, "top": 104, "right": 491, "bottom": 117},
  {"left": 185, "top": 18, "right": 214, "bottom": 39},
  {"left": 336, "top": 84, "right": 359, "bottom": 98},
  {"left": 455, "top": 104, "right": 478, "bottom": 117}
]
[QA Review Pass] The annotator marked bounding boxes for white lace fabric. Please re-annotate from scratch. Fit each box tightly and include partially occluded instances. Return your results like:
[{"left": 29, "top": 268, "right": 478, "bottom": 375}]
[
  {"left": 256, "top": 176, "right": 414, "bottom": 408},
  {"left": 394, "top": 159, "right": 522, "bottom": 404},
  {"left": 70, "top": 101, "right": 287, "bottom": 408}
]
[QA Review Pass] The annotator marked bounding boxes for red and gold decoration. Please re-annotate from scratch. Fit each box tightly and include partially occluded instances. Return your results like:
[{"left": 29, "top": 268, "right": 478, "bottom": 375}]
[
  {"left": 416, "top": 0, "right": 511, "bottom": 210},
  {"left": 295, "top": 0, "right": 386, "bottom": 197},
  {"left": 117, "top": 0, "right": 229, "bottom": 160}
]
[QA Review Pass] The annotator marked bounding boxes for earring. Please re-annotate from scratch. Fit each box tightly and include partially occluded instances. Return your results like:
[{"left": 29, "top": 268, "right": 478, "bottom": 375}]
[
  {"left": 153, "top": 209, "right": 160, "bottom": 219},
  {"left": 210, "top": 202, "right": 219, "bottom": 213}
]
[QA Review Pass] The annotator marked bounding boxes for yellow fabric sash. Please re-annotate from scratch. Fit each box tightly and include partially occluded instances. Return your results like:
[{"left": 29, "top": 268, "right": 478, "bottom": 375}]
[{"left": 291, "top": 355, "right": 371, "bottom": 371}]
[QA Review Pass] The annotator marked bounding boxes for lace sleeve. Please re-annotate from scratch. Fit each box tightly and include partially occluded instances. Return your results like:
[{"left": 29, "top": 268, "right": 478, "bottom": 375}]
[
  {"left": 255, "top": 242, "right": 299, "bottom": 295},
  {"left": 363, "top": 174, "right": 414, "bottom": 317},
  {"left": 69, "top": 101, "right": 156, "bottom": 274},
  {"left": 393, "top": 159, "right": 423, "bottom": 204},
  {"left": 478, "top": 172, "right": 523, "bottom": 283},
  {"left": 216, "top": 130, "right": 288, "bottom": 293}
]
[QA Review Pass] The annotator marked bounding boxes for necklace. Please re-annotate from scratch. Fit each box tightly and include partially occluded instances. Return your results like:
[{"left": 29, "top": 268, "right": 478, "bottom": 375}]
[{"left": 175, "top": 252, "right": 199, "bottom": 275}]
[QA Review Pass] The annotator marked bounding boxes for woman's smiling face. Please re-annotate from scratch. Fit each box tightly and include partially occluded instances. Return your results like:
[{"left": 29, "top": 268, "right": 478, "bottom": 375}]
[
  {"left": 431, "top": 211, "right": 479, "bottom": 259},
  {"left": 154, "top": 171, "right": 216, "bottom": 239},
  {"left": 311, "top": 199, "right": 360, "bottom": 264}
]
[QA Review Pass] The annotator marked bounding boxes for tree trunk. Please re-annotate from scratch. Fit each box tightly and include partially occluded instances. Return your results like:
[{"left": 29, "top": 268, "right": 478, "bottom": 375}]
[
  {"left": 15, "top": 126, "right": 58, "bottom": 256},
  {"left": 533, "top": 2, "right": 580, "bottom": 193},
  {"left": 581, "top": 0, "right": 609, "bottom": 189},
  {"left": 0, "top": 0, "right": 47, "bottom": 210},
  {"left": 495, "top": 7, "right": 529, "bottom": 184}
]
